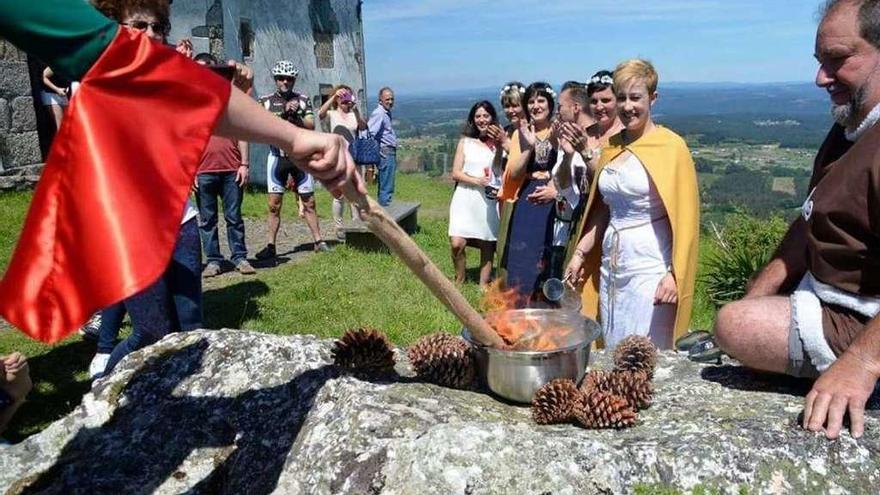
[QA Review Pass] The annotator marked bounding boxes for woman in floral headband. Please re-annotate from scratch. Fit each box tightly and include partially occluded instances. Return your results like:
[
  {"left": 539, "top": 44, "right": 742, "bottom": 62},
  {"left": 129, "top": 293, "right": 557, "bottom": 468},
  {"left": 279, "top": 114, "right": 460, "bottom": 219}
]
[
  {"left": 486, "top": 82, "right": 527, "bottom": 186},
  {"left": 496, "top": 82, "right": 562, "bottom": 303}
]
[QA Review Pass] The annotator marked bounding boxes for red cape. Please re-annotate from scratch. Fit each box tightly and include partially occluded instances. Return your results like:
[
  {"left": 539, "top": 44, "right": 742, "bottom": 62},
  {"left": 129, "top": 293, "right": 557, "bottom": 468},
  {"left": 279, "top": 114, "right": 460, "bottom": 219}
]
[{"left": 0, "top": 28, "right": 230, "bottom": 343}]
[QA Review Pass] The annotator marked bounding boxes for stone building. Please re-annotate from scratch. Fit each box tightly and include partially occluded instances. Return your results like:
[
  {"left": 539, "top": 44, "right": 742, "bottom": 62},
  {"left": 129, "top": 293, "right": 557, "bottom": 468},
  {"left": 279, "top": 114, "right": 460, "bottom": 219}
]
[
  {"left": 0, "top": 0, "right": 368, "bottom": 188},
  {"left": 170, "top": 0, "right": 369, "bottom": 184}
]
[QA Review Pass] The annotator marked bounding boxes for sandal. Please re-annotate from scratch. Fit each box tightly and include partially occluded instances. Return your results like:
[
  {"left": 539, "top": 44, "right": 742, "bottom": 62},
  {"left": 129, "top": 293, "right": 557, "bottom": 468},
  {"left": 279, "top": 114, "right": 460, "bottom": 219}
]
[
  {"left": 688, "top": 335, "right": 723, "bottom": 364},
  {"left": 675, "top": 330, "right": 711, "bottom": 352}
]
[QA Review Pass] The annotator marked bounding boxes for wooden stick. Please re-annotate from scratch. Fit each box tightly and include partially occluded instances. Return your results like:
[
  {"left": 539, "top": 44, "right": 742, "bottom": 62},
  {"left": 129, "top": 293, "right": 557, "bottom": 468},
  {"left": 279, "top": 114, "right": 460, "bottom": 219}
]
[{"left": 342, "top": 183, "right": 505, "bottom": 348}]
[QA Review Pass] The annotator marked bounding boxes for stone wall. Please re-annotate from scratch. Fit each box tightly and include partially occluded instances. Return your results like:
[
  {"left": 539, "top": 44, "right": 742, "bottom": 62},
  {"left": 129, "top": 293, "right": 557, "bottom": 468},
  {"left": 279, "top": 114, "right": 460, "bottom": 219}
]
[{"left": 0, "top": 39, "right": 43, "bottom": 190}]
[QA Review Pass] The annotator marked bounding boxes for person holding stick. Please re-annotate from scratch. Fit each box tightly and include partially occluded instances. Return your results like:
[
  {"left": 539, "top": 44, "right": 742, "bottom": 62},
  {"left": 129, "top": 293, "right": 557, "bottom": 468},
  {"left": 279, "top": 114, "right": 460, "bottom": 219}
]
[{"left": 0, "top": 0, "right": 364, "bottom": 344}]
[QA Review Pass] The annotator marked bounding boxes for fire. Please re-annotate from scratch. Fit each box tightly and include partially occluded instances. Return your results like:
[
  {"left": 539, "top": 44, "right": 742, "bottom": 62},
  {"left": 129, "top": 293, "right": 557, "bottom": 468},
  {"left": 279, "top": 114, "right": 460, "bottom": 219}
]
[{"left": 479, "top": 280, "right": 578, "bottom": 351}]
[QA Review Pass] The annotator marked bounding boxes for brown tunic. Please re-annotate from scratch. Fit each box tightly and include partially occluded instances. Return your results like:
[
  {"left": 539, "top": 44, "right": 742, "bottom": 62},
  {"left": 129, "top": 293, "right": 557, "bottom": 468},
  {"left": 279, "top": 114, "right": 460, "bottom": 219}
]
[{"left": 806, "top": 123, "right": 880, "bottom": 353}]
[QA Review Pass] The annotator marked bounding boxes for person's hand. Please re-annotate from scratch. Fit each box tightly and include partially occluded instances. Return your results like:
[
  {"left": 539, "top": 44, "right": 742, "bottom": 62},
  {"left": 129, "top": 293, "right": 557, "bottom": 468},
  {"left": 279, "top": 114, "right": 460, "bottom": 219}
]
[
  {"left": 560, "top": 123, "right": 588, "bottom": 154},
  {"left": 653, "top": 272, "right": 678, "bottom": 305},
  {"left": 235, "top": 165, "right": 249, "bottom": 187},
  {"left": 3, "top": 353, "right": 26, "bottom": 379},
  {"left": 333, "top": 89, "right": 346, "bottom": 100},
  {"left": 527, "top": 183, "right": 557, "bottom": 204},
  {"left": 520, "top": 122, "right": 537, "bottom": 148},
  {"left": 803, "top": 350, "right": 880, "bottom": 439},
  {"left": 284, "top": 100, "right": 300, "bottom": 114},
  {"left": 1, "top": 353, "right": 31, "bottom": 402},
  {"left": 565, "top": 252, "right": 586, "bottom": 286},
  {"left": 227, "top": 60, "right": 253, "bottom": 94},
  {"left": 559, "top": 135, "right": 576, "bottom": 155},
  {"left": 472, "top": 175, "right": 491, "bottom": 188},
  {"left": 175, "top": 38, "right": 193, "bottom": 58},
  {"left": 284, "top": 131, "right": 367, "bottom": 197}
]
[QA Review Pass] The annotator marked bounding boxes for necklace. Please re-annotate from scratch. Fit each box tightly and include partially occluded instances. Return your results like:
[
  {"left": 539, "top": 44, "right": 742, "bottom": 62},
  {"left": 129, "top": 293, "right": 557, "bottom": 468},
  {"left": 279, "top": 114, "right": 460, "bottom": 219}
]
[{"left": 534, "top": 134, "right": 552, "bottom": 165}]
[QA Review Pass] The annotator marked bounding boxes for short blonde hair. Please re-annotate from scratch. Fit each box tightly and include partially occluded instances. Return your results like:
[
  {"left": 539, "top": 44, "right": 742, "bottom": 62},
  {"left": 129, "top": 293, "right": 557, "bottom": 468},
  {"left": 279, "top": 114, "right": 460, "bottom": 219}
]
[{"left": 613, "top": 59, "right": 658, "bottom": 95}]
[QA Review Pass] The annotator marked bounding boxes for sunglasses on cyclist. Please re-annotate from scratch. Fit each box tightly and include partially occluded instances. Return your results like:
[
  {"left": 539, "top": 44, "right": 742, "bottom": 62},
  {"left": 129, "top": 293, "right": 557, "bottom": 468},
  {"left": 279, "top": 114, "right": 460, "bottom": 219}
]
[{"left": 274, "top": 76, "right": 296, "bottom": 82}]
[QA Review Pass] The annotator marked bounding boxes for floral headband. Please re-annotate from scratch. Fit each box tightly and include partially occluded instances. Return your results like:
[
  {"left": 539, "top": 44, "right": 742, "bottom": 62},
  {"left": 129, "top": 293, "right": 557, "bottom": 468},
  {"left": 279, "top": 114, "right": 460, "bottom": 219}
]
[
  {"left": 543, "top": 87, "right": 557, "bottom": 98},
  {"left": 589, "top": 74, "right": 614, "bottom": 86},
  {"left": 500, "top": 84, "right": 526, "bottom": 96}
]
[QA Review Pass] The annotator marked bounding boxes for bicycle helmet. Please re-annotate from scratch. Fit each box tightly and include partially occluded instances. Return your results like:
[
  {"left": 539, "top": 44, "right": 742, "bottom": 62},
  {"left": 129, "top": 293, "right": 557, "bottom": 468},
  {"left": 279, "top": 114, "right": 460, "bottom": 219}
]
[{"left": 271, "top": 60, "right": 298, "bottom": 78}]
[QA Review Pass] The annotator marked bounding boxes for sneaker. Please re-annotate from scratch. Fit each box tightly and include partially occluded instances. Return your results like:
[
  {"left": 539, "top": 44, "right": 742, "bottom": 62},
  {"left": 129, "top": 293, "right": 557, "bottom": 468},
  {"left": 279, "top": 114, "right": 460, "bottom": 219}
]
[
  {"left": 88, "top": 353, "right": 111, "bottom": 380},
  {"left": 202, "top": 262, "right": 222, "bottom": 278},
  {"left": 255, "top": 243, "right": 276, "bottom": 260},
  {"left": 314, "top": 241, "right": 331, "bottom": 253},
  {"left": 236, "top": 259, "right": 257, "bottom": 275},
  {"left": 79, "top": 312, "right": 102, "bottom": 342}
]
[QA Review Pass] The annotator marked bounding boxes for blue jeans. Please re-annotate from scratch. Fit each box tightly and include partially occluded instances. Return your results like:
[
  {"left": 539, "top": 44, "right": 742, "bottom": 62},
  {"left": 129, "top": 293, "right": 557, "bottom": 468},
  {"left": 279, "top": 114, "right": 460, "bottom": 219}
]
[
  {"left": 377, "top": 148, "right": 397, "bottom": 206},
  {"left": 197, "top": 172, "right": 247, "bottom": 264},
  {"left": 104, "top": 219, "right": 202, "bottom": 373}
]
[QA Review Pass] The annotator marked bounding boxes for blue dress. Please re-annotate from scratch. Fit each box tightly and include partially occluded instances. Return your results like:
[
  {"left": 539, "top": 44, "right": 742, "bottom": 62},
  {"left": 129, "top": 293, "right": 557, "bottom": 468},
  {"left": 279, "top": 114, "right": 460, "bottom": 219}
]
[{"left": 502, "top": 131, "right": 559, "bottom": 304}]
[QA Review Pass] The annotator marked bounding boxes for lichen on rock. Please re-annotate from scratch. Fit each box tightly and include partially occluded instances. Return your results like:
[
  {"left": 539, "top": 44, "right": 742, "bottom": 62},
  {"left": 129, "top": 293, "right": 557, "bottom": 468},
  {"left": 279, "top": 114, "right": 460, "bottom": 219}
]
[{"left": 0, "top": 330, "right": 877, "bottom": 494}]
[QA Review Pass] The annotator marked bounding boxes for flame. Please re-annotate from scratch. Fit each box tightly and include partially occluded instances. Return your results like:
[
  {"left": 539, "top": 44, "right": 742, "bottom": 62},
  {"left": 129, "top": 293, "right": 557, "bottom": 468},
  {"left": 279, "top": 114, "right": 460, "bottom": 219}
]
[{"left": 480, "top": 280, "right": 575, "bottom": 351}]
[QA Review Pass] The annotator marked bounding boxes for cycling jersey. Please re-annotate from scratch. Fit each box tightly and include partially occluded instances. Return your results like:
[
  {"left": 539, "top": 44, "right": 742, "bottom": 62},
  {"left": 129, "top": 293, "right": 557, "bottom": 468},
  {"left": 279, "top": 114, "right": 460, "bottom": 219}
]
[{"left": 258, "top": 90, "right": 313, "bottom": 157}]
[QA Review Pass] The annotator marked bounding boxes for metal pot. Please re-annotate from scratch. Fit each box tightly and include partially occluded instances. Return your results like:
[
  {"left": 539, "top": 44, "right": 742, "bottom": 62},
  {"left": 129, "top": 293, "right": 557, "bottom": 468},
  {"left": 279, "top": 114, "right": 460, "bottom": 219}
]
[{"left": 462, "top": 309, "right": 601, "bottom": 404}]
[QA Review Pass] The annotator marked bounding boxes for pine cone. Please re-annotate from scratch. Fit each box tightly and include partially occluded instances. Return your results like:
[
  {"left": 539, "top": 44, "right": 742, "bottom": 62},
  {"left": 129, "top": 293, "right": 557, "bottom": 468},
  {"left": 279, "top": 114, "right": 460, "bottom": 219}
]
[
  {"left": 332, "top": 327, "right": 396, "bottom": 374},
  {"left": 407, "top": 333, "right": 475, "bottom": 389},
  {"left": 532, "top": 378, "right": 581, "bottom": 425},
  {"left": 579, "top": 369, "right": 653, "bottom": 410},
  {"left": 612, "top": 335, "right": 658, "bottom": 377},
  {"left": 573, "top": 391, "right": 637, "bottom": 429}
]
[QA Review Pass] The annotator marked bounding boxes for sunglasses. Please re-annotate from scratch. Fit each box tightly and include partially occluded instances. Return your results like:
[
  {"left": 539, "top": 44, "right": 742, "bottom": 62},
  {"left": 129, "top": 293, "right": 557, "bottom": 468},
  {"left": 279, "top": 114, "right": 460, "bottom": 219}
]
[
  {"left": 274, "top": 76, "right": 296, "bottom": 82},
  {"left": 122, "top": 20, "right": 169, "bottom": 34}
]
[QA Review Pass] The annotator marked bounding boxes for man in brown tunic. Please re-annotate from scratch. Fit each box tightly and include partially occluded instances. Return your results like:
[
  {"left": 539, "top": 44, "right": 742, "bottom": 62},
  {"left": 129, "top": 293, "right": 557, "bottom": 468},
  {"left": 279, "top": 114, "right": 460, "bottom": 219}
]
[{"left": 714, "top": 0, "right": 880, "bottom": 440}]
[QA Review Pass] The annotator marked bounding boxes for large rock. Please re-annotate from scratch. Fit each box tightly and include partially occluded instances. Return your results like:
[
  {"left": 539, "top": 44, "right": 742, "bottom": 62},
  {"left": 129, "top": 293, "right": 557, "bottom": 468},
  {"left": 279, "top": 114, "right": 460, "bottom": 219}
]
[{"left": 1, "top": 330, "right": 878, "bottom": 494}]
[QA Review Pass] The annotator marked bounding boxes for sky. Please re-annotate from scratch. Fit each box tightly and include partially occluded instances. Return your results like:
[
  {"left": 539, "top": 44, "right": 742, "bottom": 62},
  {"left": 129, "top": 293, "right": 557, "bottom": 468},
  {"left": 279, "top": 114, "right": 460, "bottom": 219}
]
[{"left": 361, "top": 0, "right": 825, "bottom": 95}]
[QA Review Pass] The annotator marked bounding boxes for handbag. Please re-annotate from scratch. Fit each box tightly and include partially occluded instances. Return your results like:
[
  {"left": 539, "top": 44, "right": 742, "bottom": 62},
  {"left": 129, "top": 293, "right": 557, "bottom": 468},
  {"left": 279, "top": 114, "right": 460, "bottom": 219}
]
[{"left": 350, "top": 130, "right": 381, "bottom": 166}]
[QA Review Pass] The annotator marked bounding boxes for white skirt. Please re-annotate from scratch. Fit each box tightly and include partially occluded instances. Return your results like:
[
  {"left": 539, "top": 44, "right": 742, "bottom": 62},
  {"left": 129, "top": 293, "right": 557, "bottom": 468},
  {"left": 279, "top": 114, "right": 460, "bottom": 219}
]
[
  {"left": 598, "top": 218, "right": 675, "bottom": 349},
  {"left": 448, "top": 182, "right": 499, "bottom": 241}
]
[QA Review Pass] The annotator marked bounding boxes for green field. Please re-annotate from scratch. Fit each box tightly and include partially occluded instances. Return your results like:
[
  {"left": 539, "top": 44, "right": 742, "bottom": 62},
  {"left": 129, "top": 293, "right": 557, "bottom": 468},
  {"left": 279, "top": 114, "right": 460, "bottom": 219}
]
[{"left": 0, "top": 173, "right": 719, "bottom": 440}]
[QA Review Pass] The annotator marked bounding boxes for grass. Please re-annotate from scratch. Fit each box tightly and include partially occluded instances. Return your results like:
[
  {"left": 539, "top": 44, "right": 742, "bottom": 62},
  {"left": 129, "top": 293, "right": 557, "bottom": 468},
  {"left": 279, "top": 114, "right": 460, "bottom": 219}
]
[{"left": 0, "top": 172, "right": 721, "bottom": 440}]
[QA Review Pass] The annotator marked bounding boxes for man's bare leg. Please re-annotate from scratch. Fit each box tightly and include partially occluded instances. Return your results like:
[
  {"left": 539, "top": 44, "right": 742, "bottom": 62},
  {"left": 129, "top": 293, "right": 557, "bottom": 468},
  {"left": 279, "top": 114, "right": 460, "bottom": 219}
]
[
  {"left": 300, "top": 195, "right": 323, "bottom": 245},
  {"left": 267, "top": 193, "right": 283, "bottom": 246},
  {"left": 713, "top": 296, "right": 791, "bottom": 374}
]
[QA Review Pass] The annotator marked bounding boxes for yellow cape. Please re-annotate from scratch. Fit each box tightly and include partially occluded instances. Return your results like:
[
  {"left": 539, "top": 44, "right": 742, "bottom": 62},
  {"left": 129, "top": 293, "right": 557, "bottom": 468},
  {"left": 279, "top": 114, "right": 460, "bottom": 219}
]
[{"left": 568, "top": 126, "right": 700, "bottom": 344}]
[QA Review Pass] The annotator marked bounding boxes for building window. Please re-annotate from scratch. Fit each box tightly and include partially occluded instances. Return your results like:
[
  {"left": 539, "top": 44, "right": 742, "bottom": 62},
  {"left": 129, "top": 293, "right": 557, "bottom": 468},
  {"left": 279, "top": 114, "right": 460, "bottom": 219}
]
[
  {"left": 314, "top": 32, "right": 334, "bottom": 69},
  {"left": 239, "top": 19, "right": 254, "bottom": 59}
]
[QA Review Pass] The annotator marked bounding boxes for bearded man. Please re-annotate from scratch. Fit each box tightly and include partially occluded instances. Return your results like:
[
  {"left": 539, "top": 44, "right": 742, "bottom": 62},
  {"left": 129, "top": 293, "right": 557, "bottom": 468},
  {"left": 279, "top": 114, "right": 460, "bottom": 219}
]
[{"left": 714, "top": 0, "right": 880, "bottom": 440}]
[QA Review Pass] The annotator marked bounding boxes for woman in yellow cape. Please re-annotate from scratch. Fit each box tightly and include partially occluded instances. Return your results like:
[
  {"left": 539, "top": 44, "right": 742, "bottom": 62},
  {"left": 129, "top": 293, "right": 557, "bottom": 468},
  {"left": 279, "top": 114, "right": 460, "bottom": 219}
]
[{"left": 565, "top": 60, "right": 699, "bottom": 349}]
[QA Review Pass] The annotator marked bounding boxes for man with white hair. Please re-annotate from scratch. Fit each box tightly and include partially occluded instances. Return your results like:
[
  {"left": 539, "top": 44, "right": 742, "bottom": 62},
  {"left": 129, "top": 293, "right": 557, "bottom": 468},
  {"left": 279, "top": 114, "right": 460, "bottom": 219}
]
[{"left": 714, "top": 0, "right": 880, "bottom": 440}]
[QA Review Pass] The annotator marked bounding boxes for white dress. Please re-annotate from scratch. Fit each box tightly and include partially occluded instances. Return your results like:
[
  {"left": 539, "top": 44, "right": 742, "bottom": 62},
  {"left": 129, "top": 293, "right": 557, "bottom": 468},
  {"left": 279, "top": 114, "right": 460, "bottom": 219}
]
[
  {"left": 448, "top": 138, "right": 500, "bottom": 241},
  {"left": 597, "top": 153, "right": 675, "bottom": 349}
]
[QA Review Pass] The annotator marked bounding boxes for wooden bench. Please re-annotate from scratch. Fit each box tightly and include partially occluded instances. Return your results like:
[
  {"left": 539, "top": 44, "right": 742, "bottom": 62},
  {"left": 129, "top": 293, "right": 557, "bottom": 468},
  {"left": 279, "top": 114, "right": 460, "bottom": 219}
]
[{"left": 343, "top": 201, "right": 421, "bottom": 251}]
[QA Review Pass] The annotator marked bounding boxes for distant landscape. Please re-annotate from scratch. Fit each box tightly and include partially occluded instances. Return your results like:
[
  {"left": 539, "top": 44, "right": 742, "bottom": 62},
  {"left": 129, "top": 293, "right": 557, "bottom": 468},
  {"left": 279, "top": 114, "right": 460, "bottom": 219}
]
[{"left": 390, "top": 82, "right": 831, "bottom": 224}]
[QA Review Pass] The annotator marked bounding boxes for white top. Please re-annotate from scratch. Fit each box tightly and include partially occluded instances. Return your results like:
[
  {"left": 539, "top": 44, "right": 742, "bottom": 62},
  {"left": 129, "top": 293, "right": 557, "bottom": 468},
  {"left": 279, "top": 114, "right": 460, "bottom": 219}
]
[
  {"left": 328, "top": 109, "right": 359, "bottom": 136},
  {"left": 448, "top": 138, "right": 499, "bottom": 241},
  {"left": 598, "top": 152, "right": 672, "bottom": 273},
  {"left": 182, "top": 198, "right": 198, "bottom": 224},
  {"left": 550, "top": 151, "right": 587, "bottom": 246}
]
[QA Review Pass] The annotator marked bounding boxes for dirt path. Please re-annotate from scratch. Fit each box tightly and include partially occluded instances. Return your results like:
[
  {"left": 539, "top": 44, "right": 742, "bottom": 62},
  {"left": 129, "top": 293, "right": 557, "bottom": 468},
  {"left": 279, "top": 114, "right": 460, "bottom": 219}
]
[{"left": 201, "top": 215, "right": 341, "bottom": 290}]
